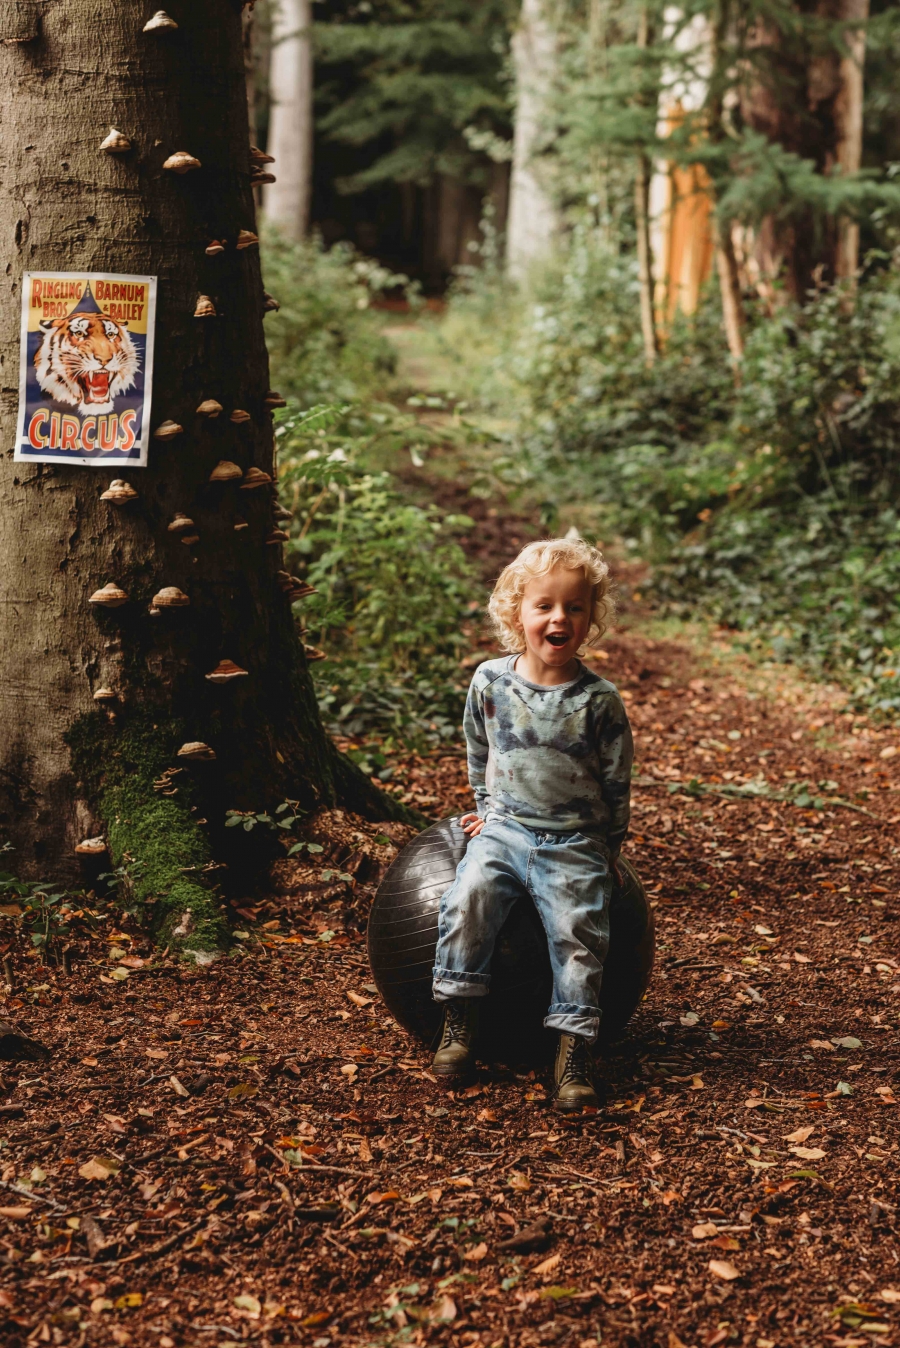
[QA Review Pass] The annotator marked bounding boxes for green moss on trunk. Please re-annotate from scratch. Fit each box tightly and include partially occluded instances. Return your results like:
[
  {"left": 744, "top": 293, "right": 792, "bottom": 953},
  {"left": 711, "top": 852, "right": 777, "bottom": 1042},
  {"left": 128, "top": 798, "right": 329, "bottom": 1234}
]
[{"left": 66, "top": 712, "right": 228, "bottom": 957}]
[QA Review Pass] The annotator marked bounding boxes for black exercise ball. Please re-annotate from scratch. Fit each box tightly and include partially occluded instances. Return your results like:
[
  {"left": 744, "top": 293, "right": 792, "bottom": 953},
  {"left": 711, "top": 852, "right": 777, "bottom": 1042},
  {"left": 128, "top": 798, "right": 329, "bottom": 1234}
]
[{"left": 367, "top": 817, "right": 655, "bottom": 1062}]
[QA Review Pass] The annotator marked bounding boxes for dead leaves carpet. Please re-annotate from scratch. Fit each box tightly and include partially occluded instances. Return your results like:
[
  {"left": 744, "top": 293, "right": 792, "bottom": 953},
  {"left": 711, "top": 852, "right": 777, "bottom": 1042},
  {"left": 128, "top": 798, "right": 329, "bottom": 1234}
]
[{"left": 0, "top": 628, "right": 898, "bottom": 1348}]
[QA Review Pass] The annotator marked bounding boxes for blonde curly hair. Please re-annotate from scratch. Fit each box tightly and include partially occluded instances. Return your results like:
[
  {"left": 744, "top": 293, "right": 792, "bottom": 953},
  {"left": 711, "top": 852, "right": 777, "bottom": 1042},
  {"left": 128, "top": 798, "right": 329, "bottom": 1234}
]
[{"left": 488, "top": 537, "right": 612, "bottom": 654}]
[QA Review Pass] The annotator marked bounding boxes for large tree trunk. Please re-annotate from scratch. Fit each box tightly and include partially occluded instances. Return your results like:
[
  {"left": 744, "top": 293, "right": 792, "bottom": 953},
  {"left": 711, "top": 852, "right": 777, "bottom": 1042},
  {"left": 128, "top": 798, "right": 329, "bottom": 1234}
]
[
  {"left": 0, "top": 0, "right": 405, "bottom": 950},
  {"left": 506, "top": 0, "right": 558, "bottom": 281},
  {"left": 264, "top": 0, "right": 313, "bottom": 241}
]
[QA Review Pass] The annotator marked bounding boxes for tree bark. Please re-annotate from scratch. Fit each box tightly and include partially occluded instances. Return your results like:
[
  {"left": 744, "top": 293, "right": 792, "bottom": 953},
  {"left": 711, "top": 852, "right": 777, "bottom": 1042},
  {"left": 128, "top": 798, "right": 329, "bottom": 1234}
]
[
  {"left": 506, "top": 0, "right": 558, "bottom": 282},
  {"left": 833, "top": 0, "right": 869, "bottom": 286},
  {"left": 634, "top": 7, "right": 658, "bottom": 366},
  {"left": 264, "top": 0, "right": 313, "bottom": 241},
  {"left": 0, "top": 0, "right": 409, "bottom": 936},
  {"left": 713, "top": 219, "right": 745, "bottom": 365}
]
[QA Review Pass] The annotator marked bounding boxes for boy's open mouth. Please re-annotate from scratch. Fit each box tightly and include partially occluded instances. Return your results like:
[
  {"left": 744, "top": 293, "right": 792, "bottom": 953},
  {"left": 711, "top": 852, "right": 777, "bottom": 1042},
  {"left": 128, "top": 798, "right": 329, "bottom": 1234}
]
[{"left": 546, "top": 633, "right": 569, "bottom": 648}]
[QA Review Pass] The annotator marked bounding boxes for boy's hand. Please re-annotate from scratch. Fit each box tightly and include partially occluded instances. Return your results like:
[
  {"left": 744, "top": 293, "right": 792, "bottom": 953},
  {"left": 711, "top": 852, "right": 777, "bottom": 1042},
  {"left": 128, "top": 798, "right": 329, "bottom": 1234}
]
[{"left": 460, "top": 812, "right": 485, "bottom": 837}]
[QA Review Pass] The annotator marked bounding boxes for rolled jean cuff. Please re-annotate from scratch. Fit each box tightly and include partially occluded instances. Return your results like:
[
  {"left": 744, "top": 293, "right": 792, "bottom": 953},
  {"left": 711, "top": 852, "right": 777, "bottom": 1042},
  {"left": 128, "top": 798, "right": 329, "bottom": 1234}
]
[
  {"left": 544, "top": 1002, "right": 601, "bottom": 1044},
  {"left": 432, "top": 967, "right": 491, "bottom": 1002}
]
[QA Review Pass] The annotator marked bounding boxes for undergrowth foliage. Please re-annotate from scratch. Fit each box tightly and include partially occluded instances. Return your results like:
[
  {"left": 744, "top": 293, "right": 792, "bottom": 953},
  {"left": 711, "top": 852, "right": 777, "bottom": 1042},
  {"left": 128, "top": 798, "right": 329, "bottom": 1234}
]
[
  {"left": 276, "top": 405, "right": 476, "bottom": 749},
  {"left": 442, "top": 233, "right": 900, "bottom": 715}
]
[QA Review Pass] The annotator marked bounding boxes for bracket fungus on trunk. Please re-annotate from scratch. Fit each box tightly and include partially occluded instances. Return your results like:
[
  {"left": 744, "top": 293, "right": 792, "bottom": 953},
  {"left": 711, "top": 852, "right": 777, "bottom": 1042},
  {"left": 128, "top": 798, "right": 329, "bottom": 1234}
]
[
  {"left": 249, "top": 146, "right": 275, "bottom": 165},
  {"left": 240, "top": 467, "right": 272, "bottom": 490},
  {"left": 143, "top": 10, "right": 178, "bottom": 32},
  {"left": 235, "top": 229, "right": 259, "bottom": 250},
  {"left": 277, "top": 572, "right": 317, "bottom": 599},
  {"left": 100, "top": 128, "right": 132, "bottom": 155},
  {"left": 263, "top": 292, "right": 280, "bottom": 313},
  {"left": 205, "top": 239, "right": 225, "bottom": 256},
  {"left": 196, "top": 399, "right": 223, "bottom": 418},
  {"left": 152, "top": 587, "right": 190, "bottom": 608},
  {"left": 265, "top": 528, "right": 290, "bottom": 546},
  {"left": 163, "top": 151, "right": 201, "bottom": 174},
  {"left": 264, "top": 391, "right": 287, "bottom": 409},
  {"left": 274, "top": 504, "right": 293, "bottom": 521},
  {"left": 89, "top": 583, "right": 129, "bottom": 608},
  {"left": 193, "top": 295, "right": 216, "bottom": 318},
  {"left": 229, "top": 409, "right": 251, "bottom": 424},
  {"left": 233, "top": 518, "right": 249, "bottom": 531},
  {"left": 304, "top": 645, "right": 327, "bottom": 663},
  {"left": 92, "top": 687, "right": 118, "bottom": 704},
  {"left": 205, "top": 659, "right": 248, "bottom": 684},
  {"left": 250, "top": 168, "right": 276, "bottom": 187},
  {"left": 75, "top": 837, "right": 107, "bottom": 856},
  {"left": 177, "top": 742, "right": 217, "bottom": 762},
  {"left": 153, "top": 420, "right": 183, "bottom": 441},
  {"left": 167, "top": 513, "right": 195, "bottom": 533},
  {"left": 209, "top": 460, "right": 243, "bottom": 483},
  {"left": 100, "top": 480, "right": 139, "bottom": 505}
]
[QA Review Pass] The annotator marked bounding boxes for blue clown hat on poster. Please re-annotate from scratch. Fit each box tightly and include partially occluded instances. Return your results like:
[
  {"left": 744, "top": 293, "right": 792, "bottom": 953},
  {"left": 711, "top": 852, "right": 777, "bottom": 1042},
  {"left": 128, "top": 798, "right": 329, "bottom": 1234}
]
[{"left": 69, "top": 281, "right": 104, "bottom": 315}]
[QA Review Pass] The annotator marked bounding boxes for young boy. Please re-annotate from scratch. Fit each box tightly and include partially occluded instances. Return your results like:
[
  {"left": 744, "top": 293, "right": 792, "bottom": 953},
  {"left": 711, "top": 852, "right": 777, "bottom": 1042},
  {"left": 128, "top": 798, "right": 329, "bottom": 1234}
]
[{"left": 431, "top": 538, "right": 633, "bottom": 1111}]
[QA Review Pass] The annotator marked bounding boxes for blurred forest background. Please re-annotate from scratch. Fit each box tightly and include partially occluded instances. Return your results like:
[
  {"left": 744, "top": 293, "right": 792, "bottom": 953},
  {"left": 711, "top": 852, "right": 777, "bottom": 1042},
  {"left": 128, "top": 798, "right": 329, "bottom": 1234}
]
[{"left": 250, "top": 0, "right": 900, "bottom": 766}]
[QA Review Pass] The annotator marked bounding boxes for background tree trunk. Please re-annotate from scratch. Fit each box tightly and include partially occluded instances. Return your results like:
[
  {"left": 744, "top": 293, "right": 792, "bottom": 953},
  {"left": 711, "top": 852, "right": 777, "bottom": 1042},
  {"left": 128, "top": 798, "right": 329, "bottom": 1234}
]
[
  {"left": 0, "top": 0, "right": 404, "bottom": 938},
  {"left": 506, "top": 0, "right": 558, "bottom": 281},
  {"left": 264, "top": 0, "right": 313, "bottom": 240},
  {"left": 634, "top": 7, "right": 658, "bottom": 366},
  {"left": 834, "top": 0, "right": 869, "bottom": 284}
]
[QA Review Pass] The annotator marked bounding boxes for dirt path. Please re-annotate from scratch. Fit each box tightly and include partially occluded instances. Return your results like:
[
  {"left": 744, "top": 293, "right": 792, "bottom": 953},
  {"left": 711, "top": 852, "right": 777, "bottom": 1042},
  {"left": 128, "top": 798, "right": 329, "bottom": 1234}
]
[{"left": 1, "top": 328, "right": 898, "bottom": 1348}]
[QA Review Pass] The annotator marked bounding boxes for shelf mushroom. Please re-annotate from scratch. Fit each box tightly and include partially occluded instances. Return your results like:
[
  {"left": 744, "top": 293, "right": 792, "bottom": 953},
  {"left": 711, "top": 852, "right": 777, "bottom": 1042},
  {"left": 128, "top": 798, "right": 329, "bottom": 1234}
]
[
  {"left": 209, "top": 460, "right": 243, "bottom": 483},
  {"left": 143, "top": 10, "right": 178, "bottom": 32},
  {"left": 274, "top": 504, "right": 293, "bottom": 521},
  {"left": 205, "top": 659, "right": 248, "bottom": 684},
  {"left": 100, "top": 480, "right": 139, "bottom": 505},
  {"left": 89, "top": 582, "right": 129, "bottom": 608},
  {"left": 304, "top": 645, "right": 327, "bottom": 663},
  {"left": 239, "top": 466, "right": 272, "bottom": 490},
  {"left": 92, "top": 687, "right": 117, "bottom": 703},
  {"left": 75, "top": 837, "right": 107, "bottom": 856},
  {"left": 263, "top": 292, "right": 280, "bottom": 313},
  {"left": 265, "top": 528, "right": 290, "bottom": 546},
  {"left": 250, "top": 168, "right": 276, "bottom": 186},
  {"left": 229, "top": 409, "right": 251, "bottom": 424},
  {"left": 235, "top": 229, "right": 259, "bottom": 250},
  {"left": 177, "top": 742, "right": 217, "bottom": 761},
  {"left": 205, "top": 240, "right": 225, "bottom": 256},
  {"left": 100, "top": 128, "right": 132, "bottom": 155},
  {"left": 194, "top": 295, "right": 216, "bottom": 318},
  {"left": 167, "top": 512, "right": 195, "bottom": 534},
  {"left": 233, "top": 518, "right": 249, "bottom": 532},
  {"left": 196, "top": 399, "right": 223, "bottom": 418},
  {"left": 163, "top": 151, "right": 201, "bottom": 174},
  {"left": 153, "top": 420, "right": 183, "bottom": 440},
  {"left": 152, "top": 586, "right": 190, "bottom": 608},
  {"left": 249, "top": 146, "right": 275, "bottom": 165},
  {"left": 264, "top": 390, "right": 287, "bottom": 409}
]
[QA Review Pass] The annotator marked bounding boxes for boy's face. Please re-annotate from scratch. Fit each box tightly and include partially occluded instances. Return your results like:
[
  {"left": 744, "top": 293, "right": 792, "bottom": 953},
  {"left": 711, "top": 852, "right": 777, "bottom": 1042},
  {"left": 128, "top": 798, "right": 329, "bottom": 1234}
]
[{"left": 517, "top": 566, "right": 593, "bottom": 669}]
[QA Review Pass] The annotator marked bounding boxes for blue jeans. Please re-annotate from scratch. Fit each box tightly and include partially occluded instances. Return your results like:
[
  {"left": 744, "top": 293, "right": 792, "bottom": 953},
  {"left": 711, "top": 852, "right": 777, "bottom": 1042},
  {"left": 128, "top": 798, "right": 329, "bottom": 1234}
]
[{"left": 432, "top": 815, "right": 612, "bottom": 1043}]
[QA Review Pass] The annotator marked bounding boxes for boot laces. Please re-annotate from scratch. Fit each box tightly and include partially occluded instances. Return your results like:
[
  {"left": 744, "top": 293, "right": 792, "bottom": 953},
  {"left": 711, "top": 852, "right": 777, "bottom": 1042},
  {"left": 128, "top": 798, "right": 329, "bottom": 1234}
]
[
  {"left": 443, "top": 1000, "right": 471, "bottom": 1046},
  {"left": 559, "top": 1035, "right": 591, "bottom": 1087}
]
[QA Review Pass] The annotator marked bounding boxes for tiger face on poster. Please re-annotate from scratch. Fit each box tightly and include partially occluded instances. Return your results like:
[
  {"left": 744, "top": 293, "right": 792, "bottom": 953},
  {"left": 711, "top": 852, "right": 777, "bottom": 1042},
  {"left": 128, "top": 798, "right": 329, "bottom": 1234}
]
[{"left": 15, "top": 271, "right": 157, "bottom": 468}]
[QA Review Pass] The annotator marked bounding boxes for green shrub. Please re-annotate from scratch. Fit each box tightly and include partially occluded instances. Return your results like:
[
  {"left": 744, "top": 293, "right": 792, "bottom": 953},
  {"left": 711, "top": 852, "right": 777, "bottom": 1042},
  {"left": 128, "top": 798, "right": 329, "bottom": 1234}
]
[
  {"left": 277, "top": 405, "right": 478, "bottom": 746},
  {"left": 262, "top": 227, "right": 412, "bottom": 405}
]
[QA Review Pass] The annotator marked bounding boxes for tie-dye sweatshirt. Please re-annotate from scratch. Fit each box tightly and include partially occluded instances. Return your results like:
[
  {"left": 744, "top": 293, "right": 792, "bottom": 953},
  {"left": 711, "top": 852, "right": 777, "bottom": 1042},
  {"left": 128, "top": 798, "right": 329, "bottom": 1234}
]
[{"left": 463, "top": 655, "right": 633, "bottom": 851}]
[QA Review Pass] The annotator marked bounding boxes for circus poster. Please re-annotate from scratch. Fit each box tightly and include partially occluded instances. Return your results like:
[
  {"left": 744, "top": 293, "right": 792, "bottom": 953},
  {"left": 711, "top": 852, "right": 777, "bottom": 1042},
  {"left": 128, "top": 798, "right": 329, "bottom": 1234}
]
[{"left": 14, "top": 271, "right": 157, "bottom": 468}]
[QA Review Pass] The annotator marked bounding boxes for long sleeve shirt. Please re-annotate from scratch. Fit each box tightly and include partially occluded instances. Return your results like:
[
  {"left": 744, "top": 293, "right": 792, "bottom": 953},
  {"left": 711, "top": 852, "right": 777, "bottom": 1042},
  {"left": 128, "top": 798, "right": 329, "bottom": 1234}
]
[{"left": 463, "top": 655, "right": 633, "bottom": 852}]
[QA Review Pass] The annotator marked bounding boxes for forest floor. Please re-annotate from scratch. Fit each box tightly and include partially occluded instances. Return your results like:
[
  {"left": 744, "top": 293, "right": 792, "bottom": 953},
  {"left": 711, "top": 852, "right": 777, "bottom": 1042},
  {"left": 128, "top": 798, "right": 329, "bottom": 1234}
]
[{"left": 1, "top": 331, "right": 899, "bottom": 1348}]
